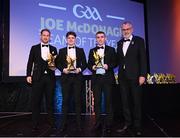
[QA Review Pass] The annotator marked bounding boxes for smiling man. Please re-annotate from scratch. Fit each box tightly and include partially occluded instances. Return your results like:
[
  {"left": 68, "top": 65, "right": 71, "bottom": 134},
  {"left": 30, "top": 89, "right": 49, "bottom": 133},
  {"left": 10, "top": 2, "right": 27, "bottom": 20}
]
[
  {"left": 88, "top": 31, "right": 116, "bottom": 133},
  {"left": 55, "top": 31, "right": 87, "bottom": 132},
  {"left": 116, "top": 21, "right": 147, "bottom": 136},
  {"left": 26, "top": 29, "right": 57, "bottom": 131}
]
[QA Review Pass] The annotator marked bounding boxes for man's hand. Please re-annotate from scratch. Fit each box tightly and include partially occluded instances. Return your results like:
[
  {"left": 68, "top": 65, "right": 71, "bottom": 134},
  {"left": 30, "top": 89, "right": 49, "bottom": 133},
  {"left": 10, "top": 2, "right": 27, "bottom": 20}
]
[
  {"left": 63, "top": 68, "right": 70, "bottom": 74},
  {"left": 103, "top": 64, "right": 108, "bottom": 70},
  {"left": 75, "top": 68, "right": 81, "bottom": 74},
  {"left": 26, "top": 76, "right": 32, "bottom": 84},
  {"left": 92, "top": 65, "right": 97, "bottom": 71},
  {"left": 139, "top": 76, "right": 145, "bottom": 86}
]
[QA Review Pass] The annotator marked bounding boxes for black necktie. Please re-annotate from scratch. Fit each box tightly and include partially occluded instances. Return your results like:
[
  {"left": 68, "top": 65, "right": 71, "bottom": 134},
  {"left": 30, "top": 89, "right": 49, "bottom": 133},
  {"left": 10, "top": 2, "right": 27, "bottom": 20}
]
[
  {"left": 69, "top": 46, "right": 75, "bottom": 49},
  {"left": 123, "top": 39, "right": 130, "bottom": 42},
  {"left": 42, "top": 45, "right": 48, "bottom": 47},
  {"left": 97, "top": 46, "right": 104, "bottom": 49}
]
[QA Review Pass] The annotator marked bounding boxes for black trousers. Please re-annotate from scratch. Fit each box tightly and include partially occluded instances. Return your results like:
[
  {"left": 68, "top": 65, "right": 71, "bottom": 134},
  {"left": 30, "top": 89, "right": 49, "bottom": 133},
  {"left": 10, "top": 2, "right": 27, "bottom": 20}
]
[
  {"left": 93, "top": 75, "right": 113, "bottom": 127},
  {"left": 32, "top": 75, "right": 55, "bottom": 127},
  {"left": 61, "top": 74, "right": 82, "bottom": 126},
  {"left": 119, "top": 74, "right": 142, "bottom": 128}
]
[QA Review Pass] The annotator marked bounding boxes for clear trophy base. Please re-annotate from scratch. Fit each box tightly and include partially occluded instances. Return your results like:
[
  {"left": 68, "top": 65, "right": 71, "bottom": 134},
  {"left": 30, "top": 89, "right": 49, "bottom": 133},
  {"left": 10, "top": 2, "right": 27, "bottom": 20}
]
[{"left": 96, "top": 66, "right": 105, "bottom": 74}]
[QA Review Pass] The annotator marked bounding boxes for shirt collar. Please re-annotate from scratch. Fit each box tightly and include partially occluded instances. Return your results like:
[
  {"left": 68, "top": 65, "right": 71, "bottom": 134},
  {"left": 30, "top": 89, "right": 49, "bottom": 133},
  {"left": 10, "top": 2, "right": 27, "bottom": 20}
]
[
  {"left": 97, "top": 44, "right": 105, "bottom": 48},
  {"left": 41, "top": 42, "right": 49, "bottom": 47},
  {"left": 124, "top": 35, "right": 133, "bottom": 41},
  {"left": 67, "top": 45, "right": 75, "bottom": 49}
]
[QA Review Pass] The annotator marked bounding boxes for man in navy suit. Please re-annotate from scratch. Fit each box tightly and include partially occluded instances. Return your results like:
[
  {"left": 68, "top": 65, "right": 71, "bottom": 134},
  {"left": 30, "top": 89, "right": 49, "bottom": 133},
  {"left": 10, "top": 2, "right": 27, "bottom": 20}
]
[
  {"left": 26, "top": 29, "right": 57, "bottom": 130},
  {"left": 55, "top": 31, "right": 87, "bottom": 132},
  {"left": 88, "top": 31, "right": 116, "bottom": 133},
  {"left": 116, "top": 21, "right": 147, "bottom": 136}
]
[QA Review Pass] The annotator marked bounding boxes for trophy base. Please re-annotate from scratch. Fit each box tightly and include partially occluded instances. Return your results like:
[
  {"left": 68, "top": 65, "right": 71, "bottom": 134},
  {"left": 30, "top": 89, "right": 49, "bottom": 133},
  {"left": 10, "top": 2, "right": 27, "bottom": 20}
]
[{"left": 96, "top": 68, "right": 105, "bottom": 74}]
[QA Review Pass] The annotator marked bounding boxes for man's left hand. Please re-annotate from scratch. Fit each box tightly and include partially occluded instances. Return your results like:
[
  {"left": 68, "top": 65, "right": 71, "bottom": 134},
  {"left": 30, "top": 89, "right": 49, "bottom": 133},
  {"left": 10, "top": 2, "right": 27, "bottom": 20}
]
[
  {"left": 139, "top": 76, "right": 145, "bottom": 86},
  {"left": 75, "top": 68, "right": 81, "bottom": 74},
  {"left": 103, "top": 64, "right": 108, "bottom": 70}
]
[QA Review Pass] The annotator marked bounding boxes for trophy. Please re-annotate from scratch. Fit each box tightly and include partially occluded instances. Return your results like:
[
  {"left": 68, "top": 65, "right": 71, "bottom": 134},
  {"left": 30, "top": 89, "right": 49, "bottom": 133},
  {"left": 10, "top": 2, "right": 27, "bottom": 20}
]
[
  {"left": 147, "top": 73, "right": 154, "bottom": 84},
  {"left": 66, "top": 55, "right": 76, "bottom": 71},
  {"left": 93, "top": 51, "right": 104, "bottom": 68},
  {"left": 47, "top": 52, "right": 57, "bottom": 71},
  {"left": 114, "top": 74, "right": 119, "bottom": 84}
]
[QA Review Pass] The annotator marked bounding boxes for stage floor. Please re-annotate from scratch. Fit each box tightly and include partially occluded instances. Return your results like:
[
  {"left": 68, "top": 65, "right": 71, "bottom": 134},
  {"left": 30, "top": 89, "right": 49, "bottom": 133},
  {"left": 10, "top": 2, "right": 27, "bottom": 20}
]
[{"left": 0, "top": 112, "right": 179, "bottom": 137}]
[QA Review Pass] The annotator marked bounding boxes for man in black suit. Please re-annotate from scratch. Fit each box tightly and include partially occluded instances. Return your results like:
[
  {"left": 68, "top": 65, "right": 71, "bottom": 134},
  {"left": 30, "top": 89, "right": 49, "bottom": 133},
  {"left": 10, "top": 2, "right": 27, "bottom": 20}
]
[
  {"left": 26, "top": 29, "right": 57, "bottom": 130},
  {"left": 116, "top": 21, "right": 147, "bottom": 136},
  {"left": 88, "top": 31, "right": 116, "bottom": 132},
  {"left": 55, "top": 31, "right": 87, "bottom": 132}
]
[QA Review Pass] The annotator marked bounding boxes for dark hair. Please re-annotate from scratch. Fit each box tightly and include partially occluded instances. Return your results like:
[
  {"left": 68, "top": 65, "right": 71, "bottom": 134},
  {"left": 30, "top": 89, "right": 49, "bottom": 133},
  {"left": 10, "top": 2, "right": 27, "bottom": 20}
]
[
  {"left": 66, "top": 31, "right": 77, "bottom": 38},
  {"left": 96, "top": 31, "right": 106, "bottom": 36},
  {"left": 40, "top": 29, "right": 51, "bottom": 35}
]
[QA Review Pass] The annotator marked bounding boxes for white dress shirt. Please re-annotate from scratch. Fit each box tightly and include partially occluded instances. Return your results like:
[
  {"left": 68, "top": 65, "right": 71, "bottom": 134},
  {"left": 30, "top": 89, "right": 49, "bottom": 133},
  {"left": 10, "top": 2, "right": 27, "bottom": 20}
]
[
  {"left": 41, "top": 43, "right": 50, "bottom": 61},
  {"left": 122, "top": 35, "right": 133, "bottom": 56},
  {"left": 41, "top": 43, "right": 50, "bottom": 73}
]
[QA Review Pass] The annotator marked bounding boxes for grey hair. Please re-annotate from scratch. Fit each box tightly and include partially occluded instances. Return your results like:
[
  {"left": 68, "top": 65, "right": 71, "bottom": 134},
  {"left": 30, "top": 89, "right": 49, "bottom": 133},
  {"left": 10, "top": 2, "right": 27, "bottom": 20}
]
[{"left": 121, "top": 21, "right": 133, "bottom": 27}]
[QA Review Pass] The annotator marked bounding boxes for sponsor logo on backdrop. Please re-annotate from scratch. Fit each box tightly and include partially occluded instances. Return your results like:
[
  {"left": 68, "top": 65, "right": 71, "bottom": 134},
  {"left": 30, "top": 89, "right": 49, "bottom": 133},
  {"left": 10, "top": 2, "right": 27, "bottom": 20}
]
[{"left": 73, "top": 4, "right": 102, "bottom": 21}]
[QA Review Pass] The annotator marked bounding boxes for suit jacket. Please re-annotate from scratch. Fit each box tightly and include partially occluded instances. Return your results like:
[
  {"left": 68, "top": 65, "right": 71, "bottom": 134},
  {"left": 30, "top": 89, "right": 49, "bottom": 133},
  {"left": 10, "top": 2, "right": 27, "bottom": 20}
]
[
  {"left": 26, "top": 43, "right": 57, "bottom": 81},
  {"left": 55, "top": 46, "right": 87, "bottom": 81},
  {"left": 88, "top": 45, "right": 116, "bottom": 83},
  {"left": 117, "top": 35, "right": 147, "bottom": 80}
]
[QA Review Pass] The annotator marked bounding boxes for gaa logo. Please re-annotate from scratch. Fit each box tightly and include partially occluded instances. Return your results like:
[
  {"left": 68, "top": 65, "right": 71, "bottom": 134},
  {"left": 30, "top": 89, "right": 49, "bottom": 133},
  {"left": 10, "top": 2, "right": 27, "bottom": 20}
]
[{"left": 73, "top": 4, "right": 102, "bottom": 21}]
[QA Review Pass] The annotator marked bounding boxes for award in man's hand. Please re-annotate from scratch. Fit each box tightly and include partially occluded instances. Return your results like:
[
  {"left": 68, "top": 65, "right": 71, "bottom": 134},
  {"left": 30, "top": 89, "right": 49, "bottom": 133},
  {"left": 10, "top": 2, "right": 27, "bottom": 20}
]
[
  {"left": 93, "top": 51, "right": 104, "bottom": 68},
  {"left": 47, "top": 52, "right": 57, "bottom": 71},
  {"left": 66, "top": 55, "right": 76, "bottom": 71}
]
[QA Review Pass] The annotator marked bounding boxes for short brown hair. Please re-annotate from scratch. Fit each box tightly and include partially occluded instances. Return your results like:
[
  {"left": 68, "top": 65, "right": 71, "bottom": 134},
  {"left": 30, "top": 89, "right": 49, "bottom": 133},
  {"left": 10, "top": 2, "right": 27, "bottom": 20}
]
[
  {"left": 66, "top": 31, "right": 77, "bottom": 38},
  {"left": 40, "top": 29, "right": 51, "bottom": 35},
  {"left": 96, "top": 31, "right": 106, "bottom": 36}
]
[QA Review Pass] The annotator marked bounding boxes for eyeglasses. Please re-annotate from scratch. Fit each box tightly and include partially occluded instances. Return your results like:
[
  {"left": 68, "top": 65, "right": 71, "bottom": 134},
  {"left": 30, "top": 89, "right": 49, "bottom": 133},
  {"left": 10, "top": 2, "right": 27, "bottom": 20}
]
[{"left": 122, "top": 28, "right": 132, "bottom": 31}]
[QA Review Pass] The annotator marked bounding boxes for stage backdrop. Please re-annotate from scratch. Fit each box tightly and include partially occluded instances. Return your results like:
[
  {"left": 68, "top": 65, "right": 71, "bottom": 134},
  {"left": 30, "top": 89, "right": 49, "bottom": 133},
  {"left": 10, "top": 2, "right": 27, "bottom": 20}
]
[
  {"left": 0, "top": 0, "right": 146, "bottom": 113},
  {"left": 8, "top": 0, "right": 145, "bottom": 77}
]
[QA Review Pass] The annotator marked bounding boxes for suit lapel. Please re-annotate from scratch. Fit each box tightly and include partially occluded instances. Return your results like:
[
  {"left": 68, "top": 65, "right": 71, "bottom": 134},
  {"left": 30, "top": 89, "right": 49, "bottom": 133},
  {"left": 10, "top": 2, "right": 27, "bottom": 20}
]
[
  {"left": 104, "top": 46, "right": 108, "bottom": 63},
  {"left": 64, "top": 48, "right": 68, "bottom": 63},
  {"left": 76, "top": 47, "right": 79, "bottom": 59},
  {"left": 49, "top": 45, "right": 56, "bottom": 56},
  {"left": 75, "top": 47, "right": 80, "bottom": 66},
  {"left": 125, "top": 43, "right": 131, "bottom": 57},
  {"left": 94, "top": 47, "right": 98, "bottom": 53},
  {"left": 119, "top": 41, "right": 125, "bottom": 57},
  {"left": 37, "top": 44, "right": 42, "bottom": 59},
  {"left": 49, "top": 46, "right": 53, "bottom": 54}
]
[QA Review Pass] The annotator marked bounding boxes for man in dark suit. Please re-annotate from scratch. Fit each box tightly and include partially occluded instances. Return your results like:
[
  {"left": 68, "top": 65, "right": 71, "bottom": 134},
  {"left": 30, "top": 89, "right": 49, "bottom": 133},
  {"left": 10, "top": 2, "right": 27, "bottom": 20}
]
[
  {"left": 116, "top": 21, "right": 147, "bottom": 136},
  {"left": 88, "top": 31, "right": 116, "bottom": 133},
  {"left": 26, "top": 29, "right": 57, "bottom": 131},
  {"left": 55, "top": 31, "right": 87, "bottom": 132}
]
